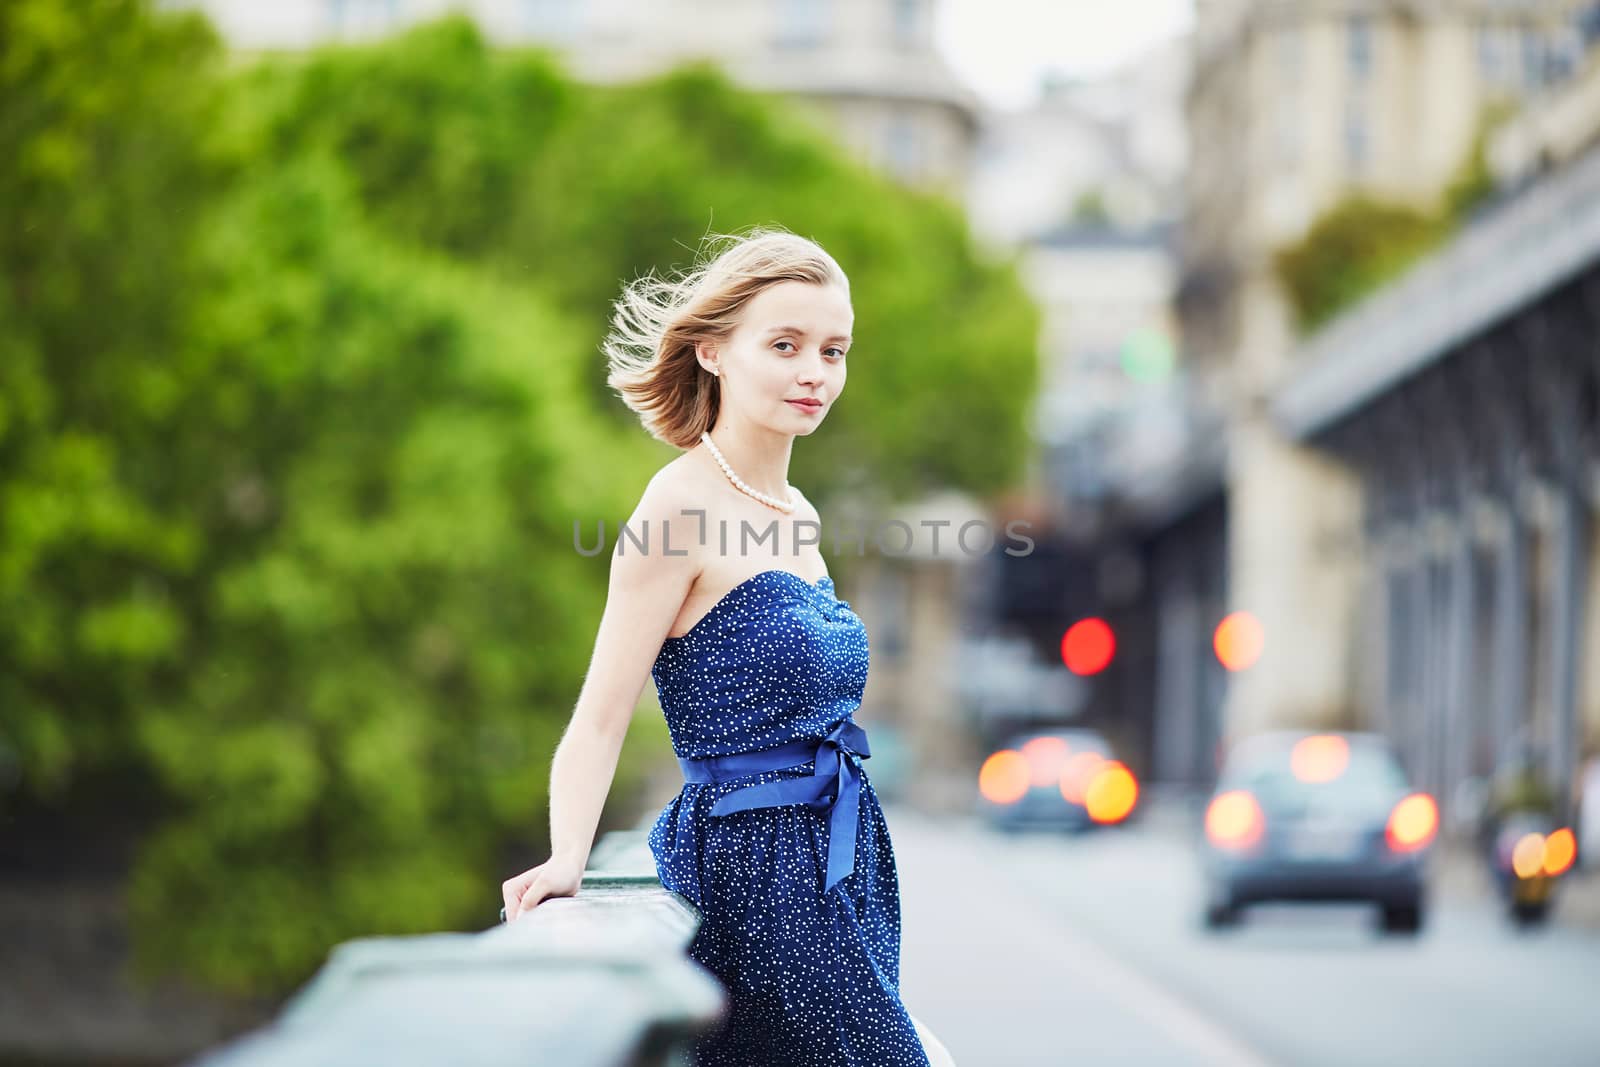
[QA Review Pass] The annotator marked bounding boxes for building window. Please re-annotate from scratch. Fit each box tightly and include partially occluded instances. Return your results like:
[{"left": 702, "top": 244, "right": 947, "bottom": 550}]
[
  {"left": 328, "top": 0, "right": 400, "bottom": 36},
  {"left": 1347, "top": 14, "right": 1373, "bottom": 81},
  {"left": 1548, "top": 26, "right": 1581, "bottom": 83},
  {"left": 884, "top": 114, "right": 922, "bottom": 179},
  {"left": 1521, "top": 25, "right": 1546, "bottom": 90},
  {"left": 522, "top": 0, "right": 582, "bottom": 41},
  {"left": 1276, "top": 24, "right": 1304, "bottom": 79},
  {"left": 1581, "top": 3, "right": 1600, "bottom": 50},
  {"left": 892, "top": 0, "right": 920, "bottom": 46},
  {"left": 1478, "top": 23, "right": 1504, "bottom": 84},
  {"left": 1344, "top": 103, "right": 1369, "bottom": 173},
  {"left": 1275, "top": 96, "right": 1299, "bottom": 169},
  {"left": 774, "top": 0, "right": 831, "bottom": 49}
]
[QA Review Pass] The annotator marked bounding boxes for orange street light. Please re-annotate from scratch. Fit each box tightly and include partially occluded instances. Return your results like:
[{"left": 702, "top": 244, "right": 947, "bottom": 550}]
[{"left": 1214, "top": 611, "right": 1264, "bottom": 672}]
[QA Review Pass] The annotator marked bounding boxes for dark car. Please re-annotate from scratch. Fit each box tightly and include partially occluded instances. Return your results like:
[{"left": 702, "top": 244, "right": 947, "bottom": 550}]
[
  {"left": 977, "top": 727, "right": 1139, "bottom": 832},
  {"left": 1200, "top": 730, "right": 1437, "bottom": 934}
]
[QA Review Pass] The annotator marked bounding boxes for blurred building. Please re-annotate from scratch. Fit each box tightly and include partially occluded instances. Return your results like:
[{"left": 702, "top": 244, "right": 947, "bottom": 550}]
[
  {"left": 1491, "top": 2, "right": 1600, "bottom": 182},
  {"left": 1072, "top": 0, "right": 1600, "bottom": 829},
  {"left": 1182, "top": 0, "right": 1594, "bottom": 411},
  {"left": 1272, "top": 137, "right": 1600, "bottom": 829},
  {"left": 1025, "top": 225, "right": 1184, "bottom": 530},
  {"left": 965, "top": 35, "right": 1190, "bottom": 536},
  {"left": 175, "top": 0, "right": 980, "bottom": 193},
  {"left": 1188, "top": 0, "right": 1596, "bottom": 725},
  {"left": 966, "top": 35, "right": 1189, "bottom": 247},
  {"left": 944, "top": 37, "right": 1192, "bottom": 778}
]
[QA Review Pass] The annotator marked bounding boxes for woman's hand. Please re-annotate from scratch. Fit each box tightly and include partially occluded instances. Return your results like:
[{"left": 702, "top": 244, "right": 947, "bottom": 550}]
[{"left": 502, "top": 855, "right": 584, "bottom": 923}]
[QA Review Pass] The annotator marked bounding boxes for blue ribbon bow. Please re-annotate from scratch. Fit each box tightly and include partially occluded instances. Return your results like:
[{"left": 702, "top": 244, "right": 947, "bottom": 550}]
[{"left": 677, "top": 719, "right": 872, "bottom": 896}]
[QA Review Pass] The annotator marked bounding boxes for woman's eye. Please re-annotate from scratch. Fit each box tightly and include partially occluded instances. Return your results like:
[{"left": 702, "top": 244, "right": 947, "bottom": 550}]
[{"left": 773, "top": 341, "right": 845, "bottom": 359}]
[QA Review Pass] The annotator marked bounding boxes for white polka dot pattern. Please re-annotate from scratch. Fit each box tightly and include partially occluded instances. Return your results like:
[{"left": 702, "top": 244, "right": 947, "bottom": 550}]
[{"left": 648, "top": 570, "right": 931, "bottom": 1066}]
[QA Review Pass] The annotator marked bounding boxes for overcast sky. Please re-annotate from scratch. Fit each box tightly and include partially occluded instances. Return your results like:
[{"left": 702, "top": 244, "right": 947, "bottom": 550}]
[{"left": 934, "top": 0, "right": 1195, "bottom": 110}]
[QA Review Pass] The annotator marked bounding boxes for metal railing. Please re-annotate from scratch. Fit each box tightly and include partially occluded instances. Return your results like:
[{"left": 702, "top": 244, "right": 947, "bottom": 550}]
[{"left": 1274, "top": 141, "right": 1600, "bottom": 440}]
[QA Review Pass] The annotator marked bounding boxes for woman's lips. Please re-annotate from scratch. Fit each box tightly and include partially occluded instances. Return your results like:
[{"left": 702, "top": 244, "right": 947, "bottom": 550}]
[{"left": 787, "top": 399, "right": 823, "bottom": 414}]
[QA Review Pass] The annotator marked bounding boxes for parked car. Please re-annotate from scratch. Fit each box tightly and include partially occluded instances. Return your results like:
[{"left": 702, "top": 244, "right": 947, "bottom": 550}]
[
  {"left": 1200, "top": 730, "right": 1437, "bottom": 934},
  {"left": 977, "top": 727, "right": 1140, "bottom": 832}
]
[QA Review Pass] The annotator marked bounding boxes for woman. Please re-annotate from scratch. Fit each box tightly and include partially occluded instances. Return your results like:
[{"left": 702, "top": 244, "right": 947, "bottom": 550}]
[{"left": 500, "top": 228, "right": 953, "bottom": 1066}]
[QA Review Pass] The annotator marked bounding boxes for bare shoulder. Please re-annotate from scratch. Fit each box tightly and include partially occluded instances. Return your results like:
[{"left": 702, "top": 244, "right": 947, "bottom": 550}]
[
  {"left": 787, "top": 482, "right": 823, "bottom": 527},
  {"left": 612, "top": 456, "right": 707, "bottom": 580},
  {"left": 636, "top": 453, "right": 713, "bottom": 521}
]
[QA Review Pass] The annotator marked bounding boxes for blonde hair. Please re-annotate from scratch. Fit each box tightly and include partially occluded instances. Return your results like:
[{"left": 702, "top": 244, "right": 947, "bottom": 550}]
[{"left": 603, "top": 226, "right": 850, "bottom": 450}]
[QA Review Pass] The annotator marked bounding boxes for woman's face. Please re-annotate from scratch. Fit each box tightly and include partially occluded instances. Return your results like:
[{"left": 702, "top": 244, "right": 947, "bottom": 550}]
[{"left": 704, "top": 280, "right": 851, "bottom": 436}]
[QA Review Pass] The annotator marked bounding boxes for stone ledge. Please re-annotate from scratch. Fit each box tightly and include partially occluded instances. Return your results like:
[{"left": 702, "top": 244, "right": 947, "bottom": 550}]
[{"left": 189, "top": 831, "right": 724, "bottom": 1067}]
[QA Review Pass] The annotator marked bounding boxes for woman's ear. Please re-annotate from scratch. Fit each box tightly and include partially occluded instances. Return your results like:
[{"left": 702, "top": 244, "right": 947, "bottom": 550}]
[{"left": 695, "top": 339, "right": 720, "bottom": 377}]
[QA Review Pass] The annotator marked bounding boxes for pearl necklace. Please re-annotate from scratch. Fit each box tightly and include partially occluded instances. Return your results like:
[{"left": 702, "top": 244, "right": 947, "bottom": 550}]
[{"left": 701, "top": 432, "right": 796, "bottom": 513}]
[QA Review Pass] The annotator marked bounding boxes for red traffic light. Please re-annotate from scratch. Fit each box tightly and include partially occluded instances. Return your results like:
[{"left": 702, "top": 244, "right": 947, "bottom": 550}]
[{"left": 1061, "top": 618, "right": 1115, "bottom": 676}]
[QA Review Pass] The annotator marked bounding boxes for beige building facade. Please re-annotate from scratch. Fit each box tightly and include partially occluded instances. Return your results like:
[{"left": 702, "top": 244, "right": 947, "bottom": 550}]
[
  {"left": 1181, "top": 0, "right": 1595, "bottom": 743},
  {"left": 1185, "top": 0, "right": 1588, "bottom": 395}
]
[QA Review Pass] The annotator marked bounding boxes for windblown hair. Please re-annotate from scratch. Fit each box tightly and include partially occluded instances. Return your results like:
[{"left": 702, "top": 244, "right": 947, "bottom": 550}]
[{"left": 603, "top": 226, "right": 850, "bottom": 450}]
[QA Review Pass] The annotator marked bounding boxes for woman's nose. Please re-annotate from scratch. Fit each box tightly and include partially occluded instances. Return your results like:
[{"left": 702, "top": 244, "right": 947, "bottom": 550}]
[{"left": 804, "top": 348, "right": 837, "bottom": 380}]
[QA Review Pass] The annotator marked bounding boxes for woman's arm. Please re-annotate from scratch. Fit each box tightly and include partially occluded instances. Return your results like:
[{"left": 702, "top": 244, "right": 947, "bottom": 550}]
[{"left": 503, "top": 475, "right": 700, "bottom": 921}]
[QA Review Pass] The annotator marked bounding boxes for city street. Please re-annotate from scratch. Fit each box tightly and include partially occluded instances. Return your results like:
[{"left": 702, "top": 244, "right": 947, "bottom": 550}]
[{"left": 891, "top": 804, "right": 1600, "bottom": 1067}]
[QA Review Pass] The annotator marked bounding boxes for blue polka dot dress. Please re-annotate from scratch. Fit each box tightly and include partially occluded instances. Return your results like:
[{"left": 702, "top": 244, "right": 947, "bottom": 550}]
[{"left": 648, "top": 569, "right": 931, "bottom": 1067}]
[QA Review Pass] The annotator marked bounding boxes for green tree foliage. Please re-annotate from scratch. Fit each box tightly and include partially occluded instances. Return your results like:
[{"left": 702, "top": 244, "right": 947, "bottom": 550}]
[
  {"left": 123, "top": 164, "right": 666, "bottom": 993},
  {"left": 1275, "top": 104, "right": 1515, "bottom": 334},
  {"left": 1, "top": 4, "right": 1038, "bottom": 994},
  {"left": 1, "top": 0, "right": 227, "bottom": 793},
  {"left": 1069, "top": 189, "right": 1112, "bottom": 227},
  {"left": 240, "top": 17, "right": 574, "bottom": 256},
  {"left": 238, "top": 22, "right": 1039, "bottom": 501},
  {"left": 1443, "top": 99, "right": 1518, "bottom": 222},
  {"left": 1274, "top": 196, "right": 1449, "bottom": 333}
]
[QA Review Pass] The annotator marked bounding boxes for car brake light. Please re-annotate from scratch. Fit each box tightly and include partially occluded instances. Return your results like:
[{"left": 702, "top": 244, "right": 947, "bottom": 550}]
[
  {"left": 1385, "top": 793, "right": 1438, "bottom": 852},
  {"left": 1205, "top": 790, "right": 1263, "bottom": 850},
  {"left": 1085, "top": 761, "right": 1139, "bottom": 824},
  {"left": 979, "top": 750, "right": 1030, "bottom": 805}
]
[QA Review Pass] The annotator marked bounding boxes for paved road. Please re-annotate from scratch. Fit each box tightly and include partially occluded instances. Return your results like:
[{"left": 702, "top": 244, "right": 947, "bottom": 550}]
[{"left": 889, "top": 805, "right": 1600, "bottom": 1067}]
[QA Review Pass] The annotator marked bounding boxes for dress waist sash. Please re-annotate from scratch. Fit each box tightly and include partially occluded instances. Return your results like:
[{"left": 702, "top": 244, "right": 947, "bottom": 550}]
[{"left": 676, "top": 719, "right": 871, "bottom": 896}]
